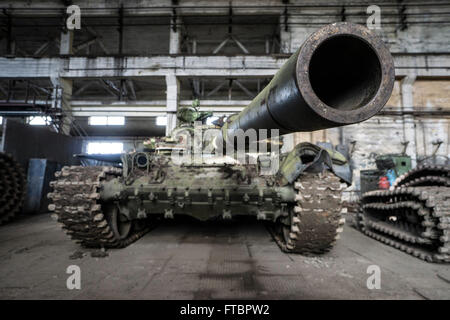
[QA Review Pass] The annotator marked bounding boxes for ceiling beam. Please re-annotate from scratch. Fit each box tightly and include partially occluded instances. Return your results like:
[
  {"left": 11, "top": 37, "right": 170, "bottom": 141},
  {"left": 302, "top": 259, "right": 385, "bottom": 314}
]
[
  {"left": 98, "top": 80, "right": 119, "bottom": 97},
  {"left": 233, "top": 79, "right": 254, "bottom": 99},
  {"left": 127, "top": 80, "right": 136, "bottom": 100},
  {"left": 0, "top": 54, "right": 448, "bottom": 78},
  {"left": 73, "top": 81, "right": 95, "bottom": 96}
]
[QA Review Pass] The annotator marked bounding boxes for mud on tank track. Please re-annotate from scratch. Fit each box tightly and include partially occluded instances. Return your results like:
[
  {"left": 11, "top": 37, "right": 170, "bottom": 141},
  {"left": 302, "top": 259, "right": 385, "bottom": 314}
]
[
  {"left": 48, "top": 166, "right": 149, "bottom": 248},
  {"left": 269, "top": 170, "right": 346, "bottom": 255}
]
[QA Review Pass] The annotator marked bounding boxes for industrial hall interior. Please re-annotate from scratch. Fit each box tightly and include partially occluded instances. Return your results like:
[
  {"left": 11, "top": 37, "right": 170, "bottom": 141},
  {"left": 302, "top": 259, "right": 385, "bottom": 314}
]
[{"left": 0, "top": 0, "right": 449, "bottom": 301}]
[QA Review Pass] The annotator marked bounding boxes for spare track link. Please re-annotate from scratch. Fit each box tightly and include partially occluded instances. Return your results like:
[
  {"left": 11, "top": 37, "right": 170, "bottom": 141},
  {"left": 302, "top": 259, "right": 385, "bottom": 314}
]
[
  {"left": 393, "top": 164, "right": 449, "bottom": 188},
  {"left": 48, "top": 166, "right": 149, "bottom": 248},
  {"left": 0, "top": 153, "right": 26, "bottom": 225},
  {"left": 360, "top": 187, "right": 450, "bottom": 263},
  {"left": 272, "top": 170, "right": 345, "bottom": 254}
]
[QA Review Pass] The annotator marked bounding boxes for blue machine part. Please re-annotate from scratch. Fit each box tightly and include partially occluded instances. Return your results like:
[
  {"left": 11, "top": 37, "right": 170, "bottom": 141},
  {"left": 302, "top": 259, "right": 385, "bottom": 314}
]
[
  {"left": 386, "top": 169, "right": 397, "bottom": 186},
  {"left": 24, "top": 159, "right": 60, "bottom": 214}
]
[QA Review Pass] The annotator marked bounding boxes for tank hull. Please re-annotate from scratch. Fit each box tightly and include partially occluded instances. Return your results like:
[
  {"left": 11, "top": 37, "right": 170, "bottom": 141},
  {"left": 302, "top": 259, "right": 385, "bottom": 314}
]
[{"left": 100, "top": 163, "right": 296, "bottom": 222}]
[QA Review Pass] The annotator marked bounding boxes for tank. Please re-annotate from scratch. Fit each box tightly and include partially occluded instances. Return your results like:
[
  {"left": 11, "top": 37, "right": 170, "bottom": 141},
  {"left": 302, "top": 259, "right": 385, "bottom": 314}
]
[{"left": 48, "top": 22, "right": 395, "bottom": 253}]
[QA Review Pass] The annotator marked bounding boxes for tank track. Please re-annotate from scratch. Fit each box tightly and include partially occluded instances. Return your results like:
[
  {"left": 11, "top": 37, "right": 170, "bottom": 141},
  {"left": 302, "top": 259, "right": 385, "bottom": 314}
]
[
  {"left": 48, "top": 166, "right": 149, "bottom": 248},
  {"left": 393, "top": 164, "right": 449, "bottom": 188},
  {"left": 359, "top": 186, "right": 450, "bottom": 263},
  {"left": 0, "top": 153, "right": 26, "bottom": 225},
  {"left": 271, "top": 170, "right": 346, "bottom": 254}
]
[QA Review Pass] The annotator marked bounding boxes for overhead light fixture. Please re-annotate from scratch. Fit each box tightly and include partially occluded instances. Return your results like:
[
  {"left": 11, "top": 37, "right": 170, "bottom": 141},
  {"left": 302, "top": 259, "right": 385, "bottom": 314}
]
[{"left": 89, "top": 116, "right": 125, "bottom": 126}]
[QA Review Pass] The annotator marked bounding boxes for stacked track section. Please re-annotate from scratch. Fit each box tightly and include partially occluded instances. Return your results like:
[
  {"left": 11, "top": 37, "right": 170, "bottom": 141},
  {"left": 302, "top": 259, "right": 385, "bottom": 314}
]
[
  {"left": 393, "top": 164, "right": 449, "bottom": 188},
  {"left": 0, "top": 153, "right": 26, "bottom": 225},
  {"left": 359, "top": 165, "right": 450, "bottom": 263}
]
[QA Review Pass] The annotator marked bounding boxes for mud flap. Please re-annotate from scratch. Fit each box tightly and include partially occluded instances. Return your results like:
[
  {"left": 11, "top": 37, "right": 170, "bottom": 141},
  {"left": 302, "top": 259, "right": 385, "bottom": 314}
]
[{"left": 276, "top": 142, "right": 352, "bottom": 186}]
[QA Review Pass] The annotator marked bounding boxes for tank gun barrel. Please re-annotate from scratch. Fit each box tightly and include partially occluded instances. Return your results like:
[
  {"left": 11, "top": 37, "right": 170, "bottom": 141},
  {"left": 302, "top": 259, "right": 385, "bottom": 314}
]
[{"left": 223, "top": 22, "right": 395, "bottom": 142}]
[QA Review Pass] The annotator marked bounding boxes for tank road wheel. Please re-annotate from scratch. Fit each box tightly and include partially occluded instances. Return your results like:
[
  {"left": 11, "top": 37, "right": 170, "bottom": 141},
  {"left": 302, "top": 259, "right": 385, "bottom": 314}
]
[
  {"left": 271, "top": 170, "right": 346, "bottom": 254},
  {"left": 106, "top": 205, "right": 132, "bottom": 241},
  {"left": 0, "top": 153, "right": 26, "bottom": 225},
  {"left": 48, "top": 166, "right": 149, "bottom": 248}
]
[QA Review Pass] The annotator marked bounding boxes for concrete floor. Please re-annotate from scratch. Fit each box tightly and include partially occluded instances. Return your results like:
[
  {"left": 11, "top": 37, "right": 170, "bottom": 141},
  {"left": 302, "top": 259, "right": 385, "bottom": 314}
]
[{"left": 0, "top": 214, "right": 449, "bottom": 300}]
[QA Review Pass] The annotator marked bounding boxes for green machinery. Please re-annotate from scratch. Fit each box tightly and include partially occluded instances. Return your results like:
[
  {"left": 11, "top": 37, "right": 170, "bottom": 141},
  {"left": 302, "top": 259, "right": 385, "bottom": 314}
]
[{"left": 360, "top": 154, "right": 412, "bottom": 195}]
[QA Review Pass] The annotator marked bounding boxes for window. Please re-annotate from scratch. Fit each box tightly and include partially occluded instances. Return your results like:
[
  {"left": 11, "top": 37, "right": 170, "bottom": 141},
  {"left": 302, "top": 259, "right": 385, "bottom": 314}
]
[
  {"left": 156, "top": 116, "right": 167, "bottom": 126},
  {"left": 29, "top": 116, "right": 51, "bottom": 125},
  {"left": 87, "top": 142, "right": 124, "bottom": 154},
  {"left": 0, "top": 116, "right": 3, "bottom": 125},
  {"left": 89, "top": 116, "right": 125, "bottom": 126},
  {"left": 89, "top": 116, "right": 107, "bottom": 125}
]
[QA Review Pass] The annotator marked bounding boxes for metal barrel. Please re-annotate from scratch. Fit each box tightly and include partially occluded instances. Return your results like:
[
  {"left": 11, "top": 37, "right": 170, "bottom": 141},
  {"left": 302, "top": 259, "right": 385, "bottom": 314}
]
[{"left": 223, "top": 22, "right": 395, "bottom": 141}]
